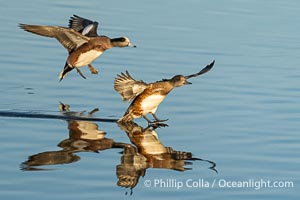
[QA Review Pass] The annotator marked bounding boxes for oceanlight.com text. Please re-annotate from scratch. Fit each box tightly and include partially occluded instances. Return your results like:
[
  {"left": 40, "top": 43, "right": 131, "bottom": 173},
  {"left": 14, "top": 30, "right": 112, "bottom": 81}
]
[{"left": 143, "top": 178, "right": 294, "bottom": 190}]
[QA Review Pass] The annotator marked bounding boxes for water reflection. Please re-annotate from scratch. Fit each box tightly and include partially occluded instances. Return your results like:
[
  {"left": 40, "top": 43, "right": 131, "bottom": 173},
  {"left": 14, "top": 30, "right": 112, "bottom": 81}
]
[
  {"left": 118, "top": 121, "right": 196, "bottom": 171},
  {"left": 22, "top": 103, "right": 127, "bottom": 170},
  {"left": 117, "top": 121, "right": 217, "bottom": 194},
  {"left": 21, "top": 103, "right": 216, "bottom": 194}
]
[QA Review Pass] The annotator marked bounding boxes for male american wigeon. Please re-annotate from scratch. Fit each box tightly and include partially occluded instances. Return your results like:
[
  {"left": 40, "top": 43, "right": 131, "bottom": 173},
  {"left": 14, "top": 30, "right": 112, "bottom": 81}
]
[
  {"left": 19, "top": 15, "right": 136, "bottom": 81},
  {"left": 114, "top": 60, "right": 215, "bottom": 124}
]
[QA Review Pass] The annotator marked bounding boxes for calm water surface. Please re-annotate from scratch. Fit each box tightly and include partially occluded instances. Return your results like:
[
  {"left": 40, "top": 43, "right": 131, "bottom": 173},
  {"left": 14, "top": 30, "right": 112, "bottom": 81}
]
[{"left": 0, "top": 0, "right": 299, "bottom": 199}]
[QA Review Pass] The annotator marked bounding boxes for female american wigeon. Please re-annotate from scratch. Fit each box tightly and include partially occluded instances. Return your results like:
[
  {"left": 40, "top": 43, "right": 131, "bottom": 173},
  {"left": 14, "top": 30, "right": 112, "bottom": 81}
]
[
  {"left": 19, "top": 15, "right": 136, "bottom": 81},
  {"left": 114, "top": 60, "right": 215, "bottom": 124}
]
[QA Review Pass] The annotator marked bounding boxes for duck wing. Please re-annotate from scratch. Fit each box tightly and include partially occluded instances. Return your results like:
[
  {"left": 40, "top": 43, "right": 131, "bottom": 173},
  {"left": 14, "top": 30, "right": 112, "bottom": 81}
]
[
  {"left": 185, "top": 60, "right": 215, "bottom": 79},
  {"left": 114, "top": 71, "right": 148, "bottom": 102},
  {"left": 19, "top": 24, "right": 90, "bottom": 52},
  {"left": 68, "top": 15, "right": 99, "bottom": 37}
]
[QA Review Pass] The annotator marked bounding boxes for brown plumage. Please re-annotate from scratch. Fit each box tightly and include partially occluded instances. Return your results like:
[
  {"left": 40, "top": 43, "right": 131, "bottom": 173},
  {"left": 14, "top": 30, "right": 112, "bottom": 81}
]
[
  {"left": 114, "top": 60, "right": 215, "bottom": 123},
  {"left": 19, "top": 16, "right": 136, "bottom": 81}
]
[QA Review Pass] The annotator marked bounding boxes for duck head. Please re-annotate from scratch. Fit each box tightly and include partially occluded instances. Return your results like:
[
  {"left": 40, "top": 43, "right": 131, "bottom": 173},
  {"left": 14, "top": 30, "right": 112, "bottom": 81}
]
[{"left": 111, "top": 37, "right": 136, "bottom": 48}]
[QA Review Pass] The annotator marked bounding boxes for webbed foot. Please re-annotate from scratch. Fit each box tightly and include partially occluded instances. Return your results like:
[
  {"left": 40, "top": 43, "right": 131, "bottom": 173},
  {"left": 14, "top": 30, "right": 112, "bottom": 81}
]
[{"left": 88, "top": 64, "right": 99, "bottom": 74}]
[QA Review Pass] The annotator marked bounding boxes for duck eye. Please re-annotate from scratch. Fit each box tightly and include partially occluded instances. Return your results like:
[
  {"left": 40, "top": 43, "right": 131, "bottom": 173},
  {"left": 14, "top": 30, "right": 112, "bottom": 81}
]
[{"left": 120, "top": 38, "right": 126, "bottom": 42}]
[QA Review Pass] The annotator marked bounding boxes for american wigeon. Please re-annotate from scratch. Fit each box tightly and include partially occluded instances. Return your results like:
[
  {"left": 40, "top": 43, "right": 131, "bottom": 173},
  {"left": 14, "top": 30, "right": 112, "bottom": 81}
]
[
  {"left": 19, "top": 16, "right": 136, "bottom": 81},
  {"left": 114, "top": 60, "right": 215, "bottom": 123}
]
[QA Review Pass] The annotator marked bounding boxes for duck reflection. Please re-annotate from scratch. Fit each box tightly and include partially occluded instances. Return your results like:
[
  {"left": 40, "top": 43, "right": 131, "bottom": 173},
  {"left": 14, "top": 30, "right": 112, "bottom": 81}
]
[
  {"left": 22, "top": 103, "right": 125, "bottom": 170},
  {"left": 21, "top": 103, "right": 216, "bottom": 195},
  {"left": 116, "top": 121, "right": 217, "bottom": 194},
  {"left": 116, "top": 144, "right": 147, "bottom": 193}
]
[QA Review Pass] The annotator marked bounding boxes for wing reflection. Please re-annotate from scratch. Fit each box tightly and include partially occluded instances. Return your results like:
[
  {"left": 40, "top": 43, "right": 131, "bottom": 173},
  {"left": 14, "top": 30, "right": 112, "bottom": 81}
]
[{"left": 116, "top": 145, "right": 147, "bottom": 193}]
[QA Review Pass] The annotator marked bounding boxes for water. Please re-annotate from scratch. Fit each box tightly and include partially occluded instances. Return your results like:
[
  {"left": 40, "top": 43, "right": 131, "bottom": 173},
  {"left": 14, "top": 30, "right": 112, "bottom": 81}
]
[{"left": 0, "top": 0, "right": 299, "bottom": 199}]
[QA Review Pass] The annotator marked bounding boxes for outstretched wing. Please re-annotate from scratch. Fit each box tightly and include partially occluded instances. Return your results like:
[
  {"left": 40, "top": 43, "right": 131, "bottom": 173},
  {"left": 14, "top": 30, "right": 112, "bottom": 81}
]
[
  {"left": 68, "top": 15, "right": 99, "bottom": 37},
  {"left": 185, "top": 60, "right": 215, "bottom": 79},
  {"left": 114, "top": 71, "right": 148, "bottom": 102},
  {"left": 19, "top": 24, "right": 90, "bottom": 52}
]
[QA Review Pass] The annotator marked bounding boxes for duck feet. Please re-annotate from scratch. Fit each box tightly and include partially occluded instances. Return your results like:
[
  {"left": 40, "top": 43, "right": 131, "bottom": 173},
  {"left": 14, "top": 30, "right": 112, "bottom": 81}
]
[
  {"left": 75, "top": 67, "right": 86, "bottom": 79},
  {"left": 88, "top": 64, "right": 99, "bottom": 74},
  {"left": 152, "top": 113, "right": 168, "bottom": 123},
  {"left": 148, "top": 122, "right": 168, "bottom": 129},
  {"left": 143, "top": 115, "right": 168, "bottom": 127}
]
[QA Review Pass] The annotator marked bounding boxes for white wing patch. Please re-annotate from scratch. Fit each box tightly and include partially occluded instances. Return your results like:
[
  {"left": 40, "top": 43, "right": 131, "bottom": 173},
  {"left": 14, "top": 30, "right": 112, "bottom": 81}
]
[{"left": 82, "top": 24, "right": 94, "bottom": 36}]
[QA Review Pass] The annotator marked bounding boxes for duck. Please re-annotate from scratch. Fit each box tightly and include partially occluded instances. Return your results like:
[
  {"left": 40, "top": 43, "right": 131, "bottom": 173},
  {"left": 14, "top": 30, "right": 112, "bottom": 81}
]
[
  {"left": 19, "top": 16, "right": 136, "bottom": 81},
  {"left": 114, "top": 60, "right": 215, "bottom": 124}
]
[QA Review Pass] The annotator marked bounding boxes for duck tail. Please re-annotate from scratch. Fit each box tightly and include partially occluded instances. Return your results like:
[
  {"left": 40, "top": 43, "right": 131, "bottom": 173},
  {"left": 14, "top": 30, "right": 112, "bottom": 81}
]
[
  {"left": 117, "top": 111, "right": 133, "bottom": 123},
  {"left": 59, "top": 62, "right": 73, "bottom": 81}
]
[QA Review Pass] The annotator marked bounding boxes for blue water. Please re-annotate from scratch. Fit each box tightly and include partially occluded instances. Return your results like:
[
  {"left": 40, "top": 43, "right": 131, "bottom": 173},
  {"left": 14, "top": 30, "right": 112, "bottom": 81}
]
[{"left": 0, "top": 0, "right": 299, "bottom": 199}]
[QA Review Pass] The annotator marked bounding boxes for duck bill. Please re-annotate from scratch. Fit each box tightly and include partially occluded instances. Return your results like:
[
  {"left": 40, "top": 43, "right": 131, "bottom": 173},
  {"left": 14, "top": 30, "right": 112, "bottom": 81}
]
[
  {"left": 185, "top": 80, "right": 192, "bottom": 85},
  {"left": 128, "top": 42, "right": 136, "bottom": 48}
]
